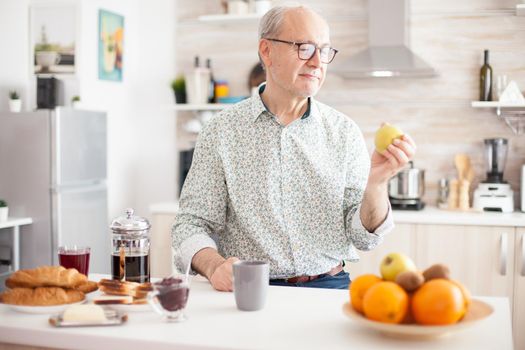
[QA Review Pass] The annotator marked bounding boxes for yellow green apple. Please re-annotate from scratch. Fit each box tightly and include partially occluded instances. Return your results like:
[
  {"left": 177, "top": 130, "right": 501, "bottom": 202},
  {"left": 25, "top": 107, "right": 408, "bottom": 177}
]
[
  {"left": 380, "top": 252, "right": 417, "bottom": 281},
  {"left": 374, "top": 124, "right": 404, "bottom": 153}
]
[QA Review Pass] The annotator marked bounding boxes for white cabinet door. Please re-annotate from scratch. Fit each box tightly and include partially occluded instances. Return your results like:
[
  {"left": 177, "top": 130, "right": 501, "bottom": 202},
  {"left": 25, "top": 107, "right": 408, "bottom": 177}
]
[
  {"left": 150, "top": 213, "right": 176, "bottom": 278},
  {"left": 345, "top": 224, "right": 416, "bottom": 278},
  {"left": 416, "top": 224, "right": 515, "bottom": 300},
  {"left": 513, "top": 227, "right": 525, "bottom": 350}
]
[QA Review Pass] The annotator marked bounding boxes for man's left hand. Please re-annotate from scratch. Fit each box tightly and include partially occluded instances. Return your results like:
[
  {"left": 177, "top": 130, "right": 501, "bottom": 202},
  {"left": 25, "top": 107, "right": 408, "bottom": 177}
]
[{"left": 369, "top": 134, "right": 417, "bottom": 185}]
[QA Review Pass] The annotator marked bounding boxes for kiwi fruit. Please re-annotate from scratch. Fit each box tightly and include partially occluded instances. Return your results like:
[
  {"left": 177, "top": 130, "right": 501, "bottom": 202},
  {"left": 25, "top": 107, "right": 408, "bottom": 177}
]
[
  {"left": 422, "top": 264, "right": 450, "bottom": 281},
  {"left": 395, "top": 270, "right": 424, "bottom": 292}
]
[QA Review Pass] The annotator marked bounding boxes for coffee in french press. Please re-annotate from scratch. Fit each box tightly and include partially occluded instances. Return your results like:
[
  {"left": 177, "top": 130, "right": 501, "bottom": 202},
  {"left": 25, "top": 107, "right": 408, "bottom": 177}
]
[{"left": 110, "top": 208, "right": 151, "bottom": 283}]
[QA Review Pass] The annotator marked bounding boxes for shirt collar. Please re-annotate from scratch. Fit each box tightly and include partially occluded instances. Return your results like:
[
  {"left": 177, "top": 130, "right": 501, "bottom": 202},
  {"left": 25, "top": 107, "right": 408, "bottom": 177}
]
[{"left": 251, "top": 83, "right": 312, "bottom": 123}]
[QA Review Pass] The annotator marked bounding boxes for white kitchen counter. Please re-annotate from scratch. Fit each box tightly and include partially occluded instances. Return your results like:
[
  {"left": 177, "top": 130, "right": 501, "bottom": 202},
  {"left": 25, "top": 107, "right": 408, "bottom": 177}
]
[
  {"left": 150, "top": 201, "right": 525, "bottom": 227},
  {"left": 393, "top": 206, "right": 525, "bottom": 227},
  {"left": 0, "top": 275, "right": 514, "bottom": 350}
]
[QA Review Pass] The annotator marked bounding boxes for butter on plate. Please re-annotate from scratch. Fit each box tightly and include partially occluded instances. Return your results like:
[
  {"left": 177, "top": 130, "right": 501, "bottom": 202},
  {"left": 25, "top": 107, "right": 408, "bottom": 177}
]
[{"left": 62, "top": 304, "right": 107, "bottom": 322}]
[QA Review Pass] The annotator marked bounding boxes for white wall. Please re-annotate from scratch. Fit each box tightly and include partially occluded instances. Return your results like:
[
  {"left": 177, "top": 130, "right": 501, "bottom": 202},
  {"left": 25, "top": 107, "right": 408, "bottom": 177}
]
[
  {"left": 78, "top": 0, "right": 177, "bottom": 219},
  {"left": 0, "top": 0, "right": 177, "bottom": 222},
  {"left": 0, "top": 0, "right": 31, "bottom": 110}
]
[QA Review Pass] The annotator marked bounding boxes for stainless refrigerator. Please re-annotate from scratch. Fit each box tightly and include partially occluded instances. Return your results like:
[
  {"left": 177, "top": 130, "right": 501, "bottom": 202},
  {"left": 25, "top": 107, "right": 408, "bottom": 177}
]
[{"left": 0, "top": 108, "right": 109, "bottom": 274}]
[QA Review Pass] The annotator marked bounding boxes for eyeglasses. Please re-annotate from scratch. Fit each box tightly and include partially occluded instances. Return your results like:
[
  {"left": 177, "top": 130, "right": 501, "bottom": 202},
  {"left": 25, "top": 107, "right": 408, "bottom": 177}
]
[{"left": 265, "top": 38, "right": 338, "bottom": 64}]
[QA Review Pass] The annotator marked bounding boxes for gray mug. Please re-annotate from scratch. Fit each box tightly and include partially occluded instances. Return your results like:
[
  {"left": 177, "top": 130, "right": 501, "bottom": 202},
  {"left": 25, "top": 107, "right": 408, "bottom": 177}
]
[{"left": 233, "top": 260, "right": 269, "bottom": 311}]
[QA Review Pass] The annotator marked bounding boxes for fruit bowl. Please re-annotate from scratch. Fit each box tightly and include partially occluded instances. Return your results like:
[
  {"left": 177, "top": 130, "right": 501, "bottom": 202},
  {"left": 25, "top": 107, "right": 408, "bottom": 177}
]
[{"left": 342, "top": 299, "right": 493, "bottom": 340}]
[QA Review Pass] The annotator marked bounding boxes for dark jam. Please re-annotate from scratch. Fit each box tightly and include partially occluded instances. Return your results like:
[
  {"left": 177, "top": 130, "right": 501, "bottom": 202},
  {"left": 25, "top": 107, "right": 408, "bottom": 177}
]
[
  {"left": 155, "top": 278, "right": 189, "bottom": 311},
  {"left": 111, "top": 254, "right": 150, "bottom": 283}
]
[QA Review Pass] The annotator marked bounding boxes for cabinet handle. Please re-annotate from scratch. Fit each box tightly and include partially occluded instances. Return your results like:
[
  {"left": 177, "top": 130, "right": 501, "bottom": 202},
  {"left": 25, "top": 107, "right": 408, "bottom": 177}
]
[
  {"left": 499, "top": 233, "right": 507, "bottom": 276},
  {"left": 521, "top": 234, "right": 525, "bottom": 277}
]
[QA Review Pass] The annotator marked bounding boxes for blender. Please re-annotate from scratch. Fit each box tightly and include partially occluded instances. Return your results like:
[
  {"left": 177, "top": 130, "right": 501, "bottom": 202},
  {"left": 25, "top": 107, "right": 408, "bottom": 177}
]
[{"left": 473, "top": 138, "right": 514, "bottom": 212}]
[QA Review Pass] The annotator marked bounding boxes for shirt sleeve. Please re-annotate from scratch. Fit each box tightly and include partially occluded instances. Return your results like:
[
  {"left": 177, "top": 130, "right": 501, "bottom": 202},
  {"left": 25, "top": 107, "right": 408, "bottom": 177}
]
[
  {"left": 343, "top": 121, "right": 394, "bottom": 251},
  {"left": 351, "top": 203, "right": 395, "bottom": 237},
  {"left": 171, "top": 119, "right": 228, "bottom": 274}
]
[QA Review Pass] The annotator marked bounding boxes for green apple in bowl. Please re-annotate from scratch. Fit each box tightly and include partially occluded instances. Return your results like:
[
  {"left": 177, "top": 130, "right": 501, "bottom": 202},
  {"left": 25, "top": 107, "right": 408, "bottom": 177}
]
[
  {"left": 380, "top": 252, "right": 416, "bottom": 281},
  {"left": 375, "top": 124, "right": 404, "bottom": 153}
]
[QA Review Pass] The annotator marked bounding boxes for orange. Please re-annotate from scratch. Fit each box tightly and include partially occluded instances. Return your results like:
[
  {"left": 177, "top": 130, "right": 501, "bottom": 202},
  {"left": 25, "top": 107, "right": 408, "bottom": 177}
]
[
  {"left": 401, "top": 294, "right": 415, "bottom": 324},
  {"left": 450, "top": 279, "right": 472, "bottom": 310},
  {"left": 362, "top": 281, "right": 409, "bottom": 324},
  {"left": 412, "top": 279, "right": 466, "bottom": 325},
  {"left": 350, "top": 274, "right": 382, "bottom": 313}
]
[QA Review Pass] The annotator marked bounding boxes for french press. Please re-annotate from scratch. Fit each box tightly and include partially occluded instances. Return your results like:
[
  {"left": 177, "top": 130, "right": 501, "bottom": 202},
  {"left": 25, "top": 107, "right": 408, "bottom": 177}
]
[{"left": 110, "top": 208, "right": 151, "bottom": 283}]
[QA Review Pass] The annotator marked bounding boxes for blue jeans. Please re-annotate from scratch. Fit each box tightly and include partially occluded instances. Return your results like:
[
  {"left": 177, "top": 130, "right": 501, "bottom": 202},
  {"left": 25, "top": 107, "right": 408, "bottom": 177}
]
[{"left": 270, "top": 271, "right": 351, "bottom": 289}]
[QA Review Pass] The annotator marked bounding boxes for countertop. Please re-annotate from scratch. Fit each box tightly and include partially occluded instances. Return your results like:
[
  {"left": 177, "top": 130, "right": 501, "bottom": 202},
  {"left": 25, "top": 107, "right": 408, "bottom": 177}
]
[
  {"left": 0, "top": 275, "right": 514, "bottom": 350},
  {"left": 149, "top": 201, "right": 525, "bottom": 227},
  {"left": 393, "top": 206, "right": 525, "bottom": 227}
]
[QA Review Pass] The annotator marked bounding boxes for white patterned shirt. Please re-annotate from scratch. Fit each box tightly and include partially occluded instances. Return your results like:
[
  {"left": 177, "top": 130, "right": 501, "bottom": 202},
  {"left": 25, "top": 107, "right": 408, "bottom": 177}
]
[{"left": 172, "top": 85, "right": 394, "bottom": 279}]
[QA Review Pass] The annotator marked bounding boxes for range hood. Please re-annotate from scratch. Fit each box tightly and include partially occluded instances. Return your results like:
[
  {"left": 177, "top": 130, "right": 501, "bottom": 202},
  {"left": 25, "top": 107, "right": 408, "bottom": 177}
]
[{"left": 333, "top": 0, "right": 437, "bottom": 78}]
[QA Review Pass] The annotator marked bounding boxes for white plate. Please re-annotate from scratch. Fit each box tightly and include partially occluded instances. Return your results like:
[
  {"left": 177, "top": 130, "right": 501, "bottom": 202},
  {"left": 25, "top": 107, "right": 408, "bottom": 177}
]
[
  {"left": 342, "top": 299, "right": 493, "bottom": 339},
  {"left": 7, "top": 299, "right": 86, "bottom": 315}
]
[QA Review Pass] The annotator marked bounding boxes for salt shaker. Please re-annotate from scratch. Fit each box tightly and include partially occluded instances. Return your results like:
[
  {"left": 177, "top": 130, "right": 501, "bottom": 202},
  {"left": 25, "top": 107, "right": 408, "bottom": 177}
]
[{"left": 437, "top": 178, "right": 449, "bottom": 209}]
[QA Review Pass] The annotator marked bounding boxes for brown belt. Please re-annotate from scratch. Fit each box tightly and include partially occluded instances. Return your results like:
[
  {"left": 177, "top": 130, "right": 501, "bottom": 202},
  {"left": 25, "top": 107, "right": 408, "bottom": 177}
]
[{"left": 277, "top": 264, "right": 344, "bottom": 284}]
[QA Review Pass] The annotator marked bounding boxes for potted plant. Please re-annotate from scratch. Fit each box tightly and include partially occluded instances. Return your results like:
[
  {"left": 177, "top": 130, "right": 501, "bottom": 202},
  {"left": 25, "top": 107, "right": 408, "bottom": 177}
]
[
  {"left": 8, "top": 91, "right": 22, "bottom": 113},
  {"left": 0, "top": 200, "right": 8, "bottom": 221},
  {"left": 71, "top": 95, "right": 80, "bottom": 108},
  {"left": 171, "top": 76, "right": 187, "bottom": 104},
  {"left": 34, "top": 26, "right": 60, "bottom": 73}
]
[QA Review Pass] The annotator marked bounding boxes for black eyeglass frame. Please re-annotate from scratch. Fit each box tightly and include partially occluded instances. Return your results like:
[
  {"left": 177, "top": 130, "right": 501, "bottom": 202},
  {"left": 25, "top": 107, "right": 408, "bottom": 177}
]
[{"left": 265, "top": 38, "right": 339, "bottom": 64}]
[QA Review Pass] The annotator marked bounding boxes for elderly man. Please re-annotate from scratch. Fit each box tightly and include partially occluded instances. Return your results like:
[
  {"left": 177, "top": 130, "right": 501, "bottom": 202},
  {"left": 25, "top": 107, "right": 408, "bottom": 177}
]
[{"left": 172, "top": 4, "right": 416, "bottom": 291}]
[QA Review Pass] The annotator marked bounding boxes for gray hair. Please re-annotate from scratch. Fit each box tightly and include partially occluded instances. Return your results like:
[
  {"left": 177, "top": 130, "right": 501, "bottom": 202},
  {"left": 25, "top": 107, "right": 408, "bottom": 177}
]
[{"left": 258, "top": 3, "right": 318, "bottom": 39}]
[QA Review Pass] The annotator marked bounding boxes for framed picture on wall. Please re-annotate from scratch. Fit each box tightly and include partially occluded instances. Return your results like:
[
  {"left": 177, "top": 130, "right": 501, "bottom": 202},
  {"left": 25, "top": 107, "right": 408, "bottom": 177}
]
[
  {"left": 98, "top": 9, "right": 124, "bottom": 82},
  {"left": 31, "top": 3, "right": 76, "bottom": 75}
]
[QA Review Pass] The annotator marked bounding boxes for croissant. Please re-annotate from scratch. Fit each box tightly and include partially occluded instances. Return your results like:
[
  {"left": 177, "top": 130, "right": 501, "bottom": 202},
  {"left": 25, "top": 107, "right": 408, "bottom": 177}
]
[
  {"left": 6, "top": 266, "right": 87, "bottom": 289},
  {"left": 75, "top": 280, "right": 98, "bottom": 294},
  {"left": 0, "top": 287, "right": 85, "bottom": 306}
]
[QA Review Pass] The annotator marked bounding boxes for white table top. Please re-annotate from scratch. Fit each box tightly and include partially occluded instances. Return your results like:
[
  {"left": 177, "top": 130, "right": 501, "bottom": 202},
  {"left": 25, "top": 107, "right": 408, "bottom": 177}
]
[
  {"left": 0, "top": 274, "right": 514, "bottom": 350},
  {"left": 0, "top": 217, "right": 33, "bottom": 230}
]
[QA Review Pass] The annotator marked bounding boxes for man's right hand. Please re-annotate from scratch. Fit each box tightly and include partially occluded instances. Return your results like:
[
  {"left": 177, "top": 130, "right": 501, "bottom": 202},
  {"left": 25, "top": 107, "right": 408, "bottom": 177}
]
[
  {"left": 191, "top": 248, "right": 239, "bottom": 292},
  {"left": 209, "top": 257, "right": 239, "bottom": 292}
]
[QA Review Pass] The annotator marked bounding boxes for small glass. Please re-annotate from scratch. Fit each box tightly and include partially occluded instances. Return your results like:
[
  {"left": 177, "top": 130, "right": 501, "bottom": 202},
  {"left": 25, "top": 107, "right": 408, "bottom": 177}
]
[
  {"left": 148, "top": 275, "right": 190, "bottom": 322},
  {"left": 58, "top": 246, "right": 91, "bottom": 275},
  {"left": 496, "top": 75, "right": 508, "bottom": 100}
]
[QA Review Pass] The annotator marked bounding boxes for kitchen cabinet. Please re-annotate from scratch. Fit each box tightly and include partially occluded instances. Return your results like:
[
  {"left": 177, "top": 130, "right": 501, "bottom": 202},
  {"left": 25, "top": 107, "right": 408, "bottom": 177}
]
[
  {"left": 409, "top": 223, "right": 522, "bottom": 350},
  {"left": 513, "top": 227, "right": 525, "bottom": 350},
  {"left": 345, "top": 224, "right": 416, "bottom": 278},
  {"left": 415, "top": 224, "right": 515, "bottom": 300},
  {"left": 149, "top": 206, "right": 177, "bottom": 278}
]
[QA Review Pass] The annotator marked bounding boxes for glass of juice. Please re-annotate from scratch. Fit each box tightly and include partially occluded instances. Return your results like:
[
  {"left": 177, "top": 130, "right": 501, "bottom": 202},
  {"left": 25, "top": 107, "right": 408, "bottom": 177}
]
[{"left": 58, "top": 246, "right": 91, "bottom": 276}]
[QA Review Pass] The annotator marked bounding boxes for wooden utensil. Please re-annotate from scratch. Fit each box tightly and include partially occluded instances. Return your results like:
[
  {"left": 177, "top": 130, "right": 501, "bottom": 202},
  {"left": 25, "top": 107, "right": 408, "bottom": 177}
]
[
  {"left": 448, "top": 179, "right": 459, "bottom": 210},
  {"left": 454, "top": 154, "right": 470, "bottom": 181},
  {"left": 467, "top": 166, "right": 475, "bottom": 183}
]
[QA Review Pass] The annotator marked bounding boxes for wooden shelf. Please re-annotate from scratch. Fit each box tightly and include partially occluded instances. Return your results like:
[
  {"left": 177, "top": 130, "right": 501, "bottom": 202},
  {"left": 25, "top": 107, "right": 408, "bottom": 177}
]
[
  {"left": 197, "top": 13, "right": 262, "bottom": 24},
  {"left": 471, "top": 101, "right": 525, "bottom": 108},
  {"left": 471, "top": 101, "right": 525, "bottom": 134},
  {"left": 0, "top": 217, "right": 33, "bottom": 229}
]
